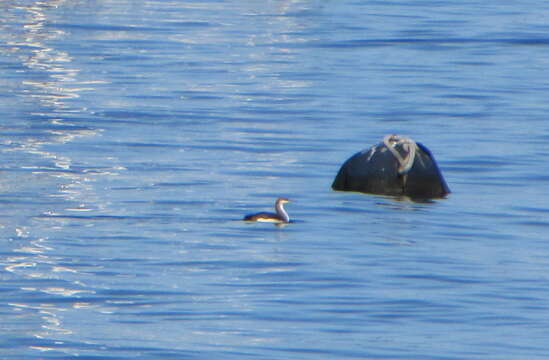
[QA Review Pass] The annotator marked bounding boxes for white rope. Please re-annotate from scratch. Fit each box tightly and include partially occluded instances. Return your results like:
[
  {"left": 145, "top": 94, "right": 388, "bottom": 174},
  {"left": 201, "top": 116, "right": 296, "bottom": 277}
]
[{"left": 382, "top": 134, "right": 417, "bottom": 175}]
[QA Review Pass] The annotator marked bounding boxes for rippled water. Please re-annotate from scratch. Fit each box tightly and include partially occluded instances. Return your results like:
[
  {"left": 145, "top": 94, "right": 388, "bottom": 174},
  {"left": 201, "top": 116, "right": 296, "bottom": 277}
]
[{"left": 2, "top": 1, "right": 549, "bottom": 359}]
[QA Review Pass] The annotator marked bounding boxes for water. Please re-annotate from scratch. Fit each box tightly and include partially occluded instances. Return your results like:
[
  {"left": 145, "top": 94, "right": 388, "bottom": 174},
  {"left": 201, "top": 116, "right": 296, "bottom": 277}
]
[{"left": 2, "top": 1, "right": 549, "bottom": 359}]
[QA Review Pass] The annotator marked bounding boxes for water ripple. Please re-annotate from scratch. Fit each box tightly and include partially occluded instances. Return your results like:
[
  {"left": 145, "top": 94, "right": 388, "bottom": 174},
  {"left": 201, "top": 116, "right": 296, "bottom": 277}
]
[{"left": 2, "top": 1, "right": 549, "bottom": 359}]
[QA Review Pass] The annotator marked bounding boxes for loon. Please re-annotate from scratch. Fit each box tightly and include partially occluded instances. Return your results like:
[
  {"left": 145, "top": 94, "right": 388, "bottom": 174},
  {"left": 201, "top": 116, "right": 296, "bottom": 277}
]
[{"left": 243, "top": 198, "right": 290, "bottom": 223}]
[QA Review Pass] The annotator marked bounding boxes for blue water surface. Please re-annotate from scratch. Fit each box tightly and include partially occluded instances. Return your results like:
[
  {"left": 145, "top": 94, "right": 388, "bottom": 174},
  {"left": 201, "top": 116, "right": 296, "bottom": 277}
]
[{"left": 1, "top": 1, "right": 549, "bottom": 359}]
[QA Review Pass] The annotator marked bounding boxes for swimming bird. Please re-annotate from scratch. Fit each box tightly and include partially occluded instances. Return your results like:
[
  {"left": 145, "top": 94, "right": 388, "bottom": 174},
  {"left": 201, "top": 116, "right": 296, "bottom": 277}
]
[{"left": 243, "top": 198, "right": 290, "bottom": 223}]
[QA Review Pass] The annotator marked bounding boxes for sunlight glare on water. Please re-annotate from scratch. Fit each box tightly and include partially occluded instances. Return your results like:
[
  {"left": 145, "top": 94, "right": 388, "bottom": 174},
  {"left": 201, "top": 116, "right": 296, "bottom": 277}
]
[{"left": 1, "top": 1, "right": 549, "bottom": 359}]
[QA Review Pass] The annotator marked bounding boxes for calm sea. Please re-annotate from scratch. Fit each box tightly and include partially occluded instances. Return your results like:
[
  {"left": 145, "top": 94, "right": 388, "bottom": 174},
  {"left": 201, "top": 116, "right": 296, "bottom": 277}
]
[{"left": 2, "top": 1, "right": 549, "bottom": 359}]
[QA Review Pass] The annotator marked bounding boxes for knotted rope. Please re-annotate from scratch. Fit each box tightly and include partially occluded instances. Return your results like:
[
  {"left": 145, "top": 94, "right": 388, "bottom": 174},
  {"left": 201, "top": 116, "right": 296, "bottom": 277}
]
[{"left": 383, "top": 134, "right": 417, "bottom": 175}]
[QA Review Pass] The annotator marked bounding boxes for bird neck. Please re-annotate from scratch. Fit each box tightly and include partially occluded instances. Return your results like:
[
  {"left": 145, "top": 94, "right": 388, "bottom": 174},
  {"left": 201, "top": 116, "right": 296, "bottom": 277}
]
[{"left": 275, "top": 201, "right": 289, "bottom": 223}]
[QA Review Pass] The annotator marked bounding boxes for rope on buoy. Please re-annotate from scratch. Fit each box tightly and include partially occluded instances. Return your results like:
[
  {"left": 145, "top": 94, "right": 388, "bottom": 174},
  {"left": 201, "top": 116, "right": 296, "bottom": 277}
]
[{"left": 383, "top": 134, "right": 417, "bottom": 175}]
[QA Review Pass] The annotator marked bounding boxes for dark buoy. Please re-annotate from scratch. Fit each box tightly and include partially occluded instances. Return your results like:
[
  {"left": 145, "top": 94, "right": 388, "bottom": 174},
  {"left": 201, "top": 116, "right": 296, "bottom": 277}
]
[{"left": 332, "top": 134, "right": 450, "bottom": 199}]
